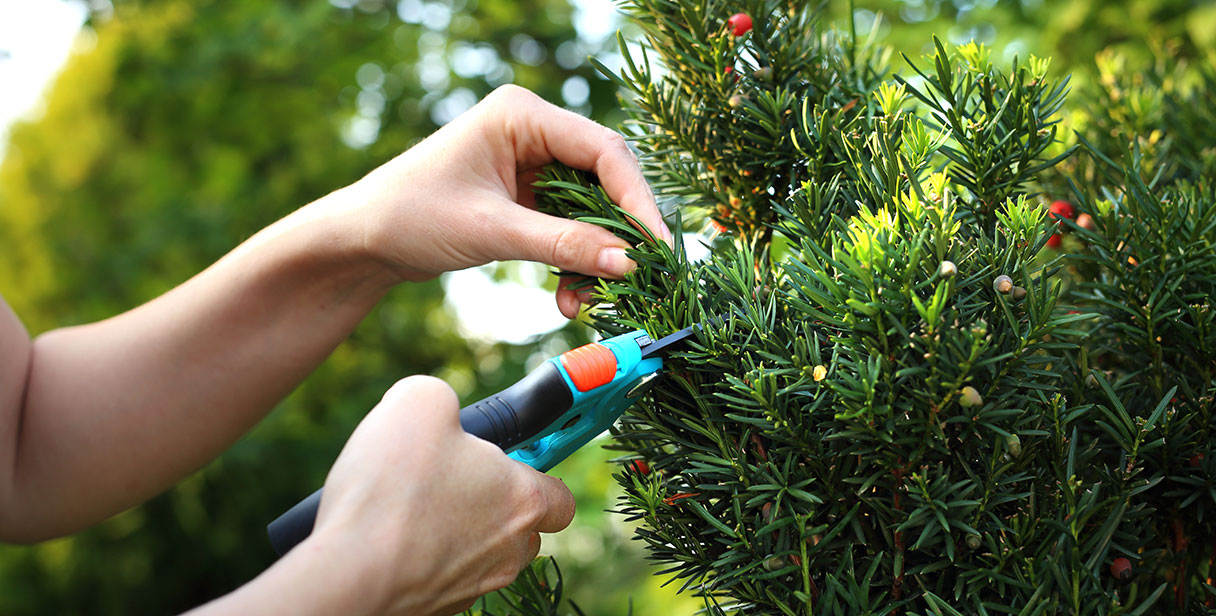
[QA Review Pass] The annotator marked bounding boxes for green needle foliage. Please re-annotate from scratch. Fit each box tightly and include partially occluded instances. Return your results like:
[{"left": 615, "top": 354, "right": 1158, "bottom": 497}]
[
  {"left": 526, "top": 0, "right": 1216, "bottom": 613},
  {"left": 1056, "top": 47, "right": 1216, "bottom": 613}
]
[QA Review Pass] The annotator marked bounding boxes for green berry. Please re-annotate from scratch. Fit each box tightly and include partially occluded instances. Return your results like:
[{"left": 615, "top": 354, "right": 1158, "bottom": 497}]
[
  {"left": 959, "top": 386, "right": 983, "bottom": 407},
  {"left": 1006, "top": 434, "right": 1022, "bottom": 457},
  {"left": 965, "top": 533, "right": 982, "bottom": 550}
]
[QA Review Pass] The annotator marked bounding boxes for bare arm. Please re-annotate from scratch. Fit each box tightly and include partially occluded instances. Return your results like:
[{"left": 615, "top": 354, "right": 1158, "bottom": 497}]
[
  {"left": 0, "top": 194, "right": 395, "bottom": 541},
  {"left": 0, "top": 85, "right": 666, "bottom": 549}
]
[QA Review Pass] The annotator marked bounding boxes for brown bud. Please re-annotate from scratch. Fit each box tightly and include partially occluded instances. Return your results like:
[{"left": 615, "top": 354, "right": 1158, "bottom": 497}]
[
  {"left": 993, "top": 275, "right": 1013, "bottom": 294},
  {"left": 1011, "top": 286, "right": 1027, "bottom": 301}
]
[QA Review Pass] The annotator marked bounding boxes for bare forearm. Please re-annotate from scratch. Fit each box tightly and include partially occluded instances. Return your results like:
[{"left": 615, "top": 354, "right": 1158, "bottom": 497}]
[
  {"left": 184, "top": 533, "right": 392, "bottom": 616},
  {"left": 3, "top": 187, "right": 397, "bottom": 541}
]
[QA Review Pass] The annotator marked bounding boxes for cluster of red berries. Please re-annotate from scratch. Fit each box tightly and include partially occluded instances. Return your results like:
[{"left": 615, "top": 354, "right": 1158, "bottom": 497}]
[
  {"left": 721, "top": 13, "right": 753, "bottom": 81},
  {"left": 1045, "top": 200, "right": 1095, "bottom": 250}
]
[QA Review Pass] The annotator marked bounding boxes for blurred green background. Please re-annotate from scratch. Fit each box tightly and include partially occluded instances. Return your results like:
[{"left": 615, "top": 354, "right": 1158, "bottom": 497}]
[{"left": 0, "top": 0, "right": 1211, "bottom": 614}]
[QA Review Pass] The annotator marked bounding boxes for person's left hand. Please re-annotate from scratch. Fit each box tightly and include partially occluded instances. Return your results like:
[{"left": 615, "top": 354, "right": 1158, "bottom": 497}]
[{"left": 336, "top": 84, "right": 672, "bottom": 318}]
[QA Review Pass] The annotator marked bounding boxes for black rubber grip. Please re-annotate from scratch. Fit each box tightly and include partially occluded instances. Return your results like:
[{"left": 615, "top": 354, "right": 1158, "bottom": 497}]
[
  {"left": 266, "top": 362, "right": 574, "bottom": 556},
  {"left": 267, "top": 489, "right": 322, "bottom": 557},
  {"left": 456, "top": 362, "right": 573, "bottom": 451}
]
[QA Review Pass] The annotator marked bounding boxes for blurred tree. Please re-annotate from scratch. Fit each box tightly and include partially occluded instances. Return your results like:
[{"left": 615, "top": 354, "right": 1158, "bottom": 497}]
[
  {"left": 0, "top": 0, "right": 628, "bottom": 613},
  {"left": 832, "top": 0, "right": 1214, "bottom": 79}
]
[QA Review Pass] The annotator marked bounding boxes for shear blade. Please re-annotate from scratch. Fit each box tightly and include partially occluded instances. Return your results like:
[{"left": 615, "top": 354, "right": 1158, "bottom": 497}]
[{"left": 637, "top": 314, "right": 725, "bottom": 359}]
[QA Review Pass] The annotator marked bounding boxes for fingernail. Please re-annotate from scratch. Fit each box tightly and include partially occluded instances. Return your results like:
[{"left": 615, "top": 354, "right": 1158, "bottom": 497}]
[
  {"left": 597, "top": 247, "right": 636, "bottom": 277},
  {"left": 577, "top": 289, "right": 594, "bottom": 304}
]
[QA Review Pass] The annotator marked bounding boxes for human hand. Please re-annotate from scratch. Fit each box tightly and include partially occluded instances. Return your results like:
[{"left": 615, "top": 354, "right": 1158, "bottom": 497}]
[
  {"left": 302, "top": 376, "right": 576, "bottom": 616},
  {"left": 344, "top": 84, "right": 672, "bottom": 318}
]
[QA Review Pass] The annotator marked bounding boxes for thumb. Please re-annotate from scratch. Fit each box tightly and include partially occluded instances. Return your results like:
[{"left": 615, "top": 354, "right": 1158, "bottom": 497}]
[{"left": 502, "top": 205, "right": 637, "bottom": 278}]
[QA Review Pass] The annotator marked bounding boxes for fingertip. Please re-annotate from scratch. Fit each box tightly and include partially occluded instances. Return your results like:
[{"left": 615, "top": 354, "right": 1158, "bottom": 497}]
[
  {"left": 556, "top": 289, "right": 580, "bottom": 319},
  {"left": 596, "top": 246, "right": 637, "bottom": 278}
]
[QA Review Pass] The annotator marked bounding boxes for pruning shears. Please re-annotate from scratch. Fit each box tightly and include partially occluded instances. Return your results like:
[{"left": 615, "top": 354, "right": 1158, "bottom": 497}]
[{"left": 266, "top": 321, "right": 707, "bottom": 556}]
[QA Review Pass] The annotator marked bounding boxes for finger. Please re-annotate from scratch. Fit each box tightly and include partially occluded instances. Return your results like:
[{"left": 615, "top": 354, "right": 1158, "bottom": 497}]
[
  {"left": 554, "top": 280, "right": 594, "bottom": 320},
  {"left": 491, "top": 86, "right": 672, "bottom": 246},
  {"left": 530, "top": 473, "right": 576, "bottom": 533},
  {"left": 379, "top": 375, "right": 461, "bottom": 431},
  {"left": 500, "top": 204, "right": 636, "bottom": 278},
  {"left": 524, "top": 532, "right": 542, "bottom": 565},
  {"left": 515, "top": 167, "right": 544, "bottom": 208},
  {"left": 555, "top": 275, "right": 583, "bottom": 320},
  {"left": 556, "top": 288, "right": 580, "bottom": 320},
  {"left": 433, "top": 598, "right": 477, "bottom": 616},
  {"left": 435, "top": 597, "right": 476, "bottom": 616}
]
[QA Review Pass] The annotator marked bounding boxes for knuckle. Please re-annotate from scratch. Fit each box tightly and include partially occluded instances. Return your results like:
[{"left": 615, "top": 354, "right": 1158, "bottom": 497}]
[
  {"left": 484, "top": 568, "right": 520, "bottom": 593},
  {"left": 602, "top": 130, "right": 629, "bottom": 155},
  {"left": 487, "top": 84, "right": 533, "bottom": 107},
  {"left": 381, "top": 374, "right": 456, "bottom": 408},
  {"left": 548, "top": 226, "right": 588, "bottom": 272},
  {"left": 463, "top": 430, "right": 506, "bottom": 460},
  {"left": 510, "top": 473, "right": 547, "bottom": 525}
]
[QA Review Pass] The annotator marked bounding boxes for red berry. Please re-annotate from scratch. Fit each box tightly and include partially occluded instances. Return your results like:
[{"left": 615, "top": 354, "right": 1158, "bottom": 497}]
[
  {"left": 629, "top": 459, "right": 650, "bottom": 475},
  {"left": 727, "top": 12, "right": 753, "bottom": 36},
  {"left": 1109, "top": 557, "right": 1132, "bottom": 581},
  {"left": 1049, "top": 200, "right": 1075, "bottom": 222},
  {"left": 1190, "top": 453, "right": 1205, "bottom": 468},
  {"left": 1046, "top": 233, "right": 1062, "bottom": 249},
  {"left": 1076, "top": 212, "right": 1096, "bottom": 231}
]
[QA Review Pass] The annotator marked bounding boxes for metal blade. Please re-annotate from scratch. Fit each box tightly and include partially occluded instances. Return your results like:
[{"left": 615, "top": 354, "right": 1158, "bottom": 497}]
[
  {"left": 636, "top": 313, "right": 725, "bottom": 359},
  {"left": 638, "top": 324, "right": 700, "bottom": 358}
]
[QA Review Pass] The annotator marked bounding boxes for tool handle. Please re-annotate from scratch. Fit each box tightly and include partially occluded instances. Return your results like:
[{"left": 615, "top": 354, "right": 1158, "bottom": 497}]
[
  {"left": 267, "top": 488, "right": 322, "bottom": 556},
  {"left": 266, "top": 362, "right": 575, "bottom": 556},
  {"left": 456, "top": 362, "right": 574, "bottom": 451}
]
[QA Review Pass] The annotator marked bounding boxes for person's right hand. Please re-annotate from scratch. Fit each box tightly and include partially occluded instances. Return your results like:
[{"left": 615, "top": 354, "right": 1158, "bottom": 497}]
[{"left": 301, "top": 376, "right": 577, "bottom": 615}]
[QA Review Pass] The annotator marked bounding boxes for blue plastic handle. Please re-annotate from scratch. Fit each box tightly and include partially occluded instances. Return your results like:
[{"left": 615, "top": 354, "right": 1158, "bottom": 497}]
[{"left": 508, "top": 329, "right": 662, "bottom": 472}]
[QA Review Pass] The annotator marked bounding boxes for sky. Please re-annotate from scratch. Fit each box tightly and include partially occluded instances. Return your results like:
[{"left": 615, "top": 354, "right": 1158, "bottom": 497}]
[{"left": 0, "top": 0, "right": 89, "bottom": 157}]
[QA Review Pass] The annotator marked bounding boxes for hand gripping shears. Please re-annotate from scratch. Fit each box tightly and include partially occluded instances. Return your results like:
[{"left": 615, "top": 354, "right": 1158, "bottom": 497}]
[{"left": 266, "top": 322, "right": 704, "bottom": 556}]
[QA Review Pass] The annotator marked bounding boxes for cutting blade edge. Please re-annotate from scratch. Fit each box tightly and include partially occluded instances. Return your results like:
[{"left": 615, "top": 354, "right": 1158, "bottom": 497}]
[{"left": 637, "top": 313, "right": 725, "bottom": 359}]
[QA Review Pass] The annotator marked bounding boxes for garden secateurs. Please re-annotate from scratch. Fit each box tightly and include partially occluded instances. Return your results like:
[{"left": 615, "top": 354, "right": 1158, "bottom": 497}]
[{"left": 266, "top": 320, "right": 710, "bottom": 556}]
